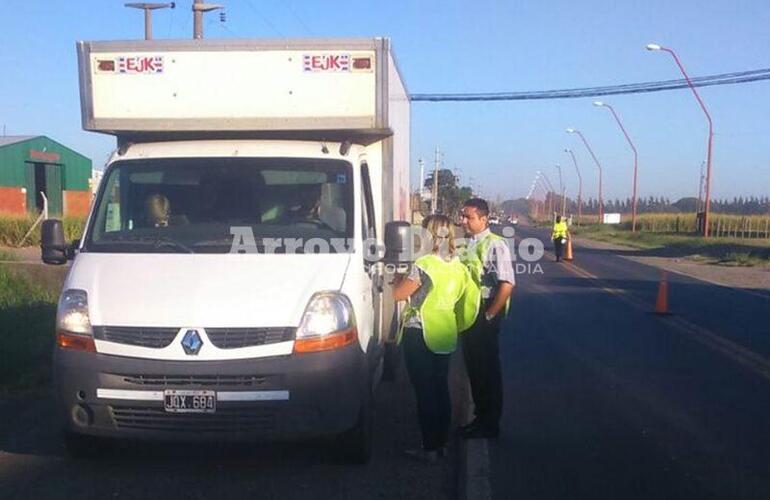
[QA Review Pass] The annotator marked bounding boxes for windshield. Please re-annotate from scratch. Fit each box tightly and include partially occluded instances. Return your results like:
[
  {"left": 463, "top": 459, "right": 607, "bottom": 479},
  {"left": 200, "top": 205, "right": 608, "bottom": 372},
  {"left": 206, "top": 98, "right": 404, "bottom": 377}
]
[{"left": 85, "top": 157, "right": 354, "bottom": 254}]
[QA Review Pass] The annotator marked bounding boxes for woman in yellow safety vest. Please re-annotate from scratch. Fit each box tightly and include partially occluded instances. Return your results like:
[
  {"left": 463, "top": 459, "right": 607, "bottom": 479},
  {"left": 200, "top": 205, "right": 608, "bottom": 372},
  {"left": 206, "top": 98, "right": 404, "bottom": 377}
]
[
  {"left": 552, "top": 215, "right": 570, "bottom": 262},
  {"left": 393, "top": 214, "right": 477, "bottom": 463}
]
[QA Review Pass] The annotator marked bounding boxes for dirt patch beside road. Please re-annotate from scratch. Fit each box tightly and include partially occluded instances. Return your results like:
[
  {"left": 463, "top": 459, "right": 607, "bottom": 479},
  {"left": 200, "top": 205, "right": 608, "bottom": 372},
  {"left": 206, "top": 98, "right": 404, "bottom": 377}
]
[{"left": 573, "top": 236, "right": 770, "bottom": 292}]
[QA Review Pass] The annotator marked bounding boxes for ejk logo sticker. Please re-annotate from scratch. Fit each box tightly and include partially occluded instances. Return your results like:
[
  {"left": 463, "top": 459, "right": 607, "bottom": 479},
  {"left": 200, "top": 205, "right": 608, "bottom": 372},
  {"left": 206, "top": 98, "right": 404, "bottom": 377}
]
[
  {"left": 116, "top": 55, "right": 165, "bottom": 74},
  {"left": 303, "top": 54, "right": 351, "bottom": 72}
]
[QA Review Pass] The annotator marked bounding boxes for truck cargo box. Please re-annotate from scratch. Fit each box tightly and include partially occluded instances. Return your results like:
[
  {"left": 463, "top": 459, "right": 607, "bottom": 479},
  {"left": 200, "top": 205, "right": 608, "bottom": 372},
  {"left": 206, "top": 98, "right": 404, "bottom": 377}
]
[{"left": 77, "top": 38, "right": 408, "bottom": 144}]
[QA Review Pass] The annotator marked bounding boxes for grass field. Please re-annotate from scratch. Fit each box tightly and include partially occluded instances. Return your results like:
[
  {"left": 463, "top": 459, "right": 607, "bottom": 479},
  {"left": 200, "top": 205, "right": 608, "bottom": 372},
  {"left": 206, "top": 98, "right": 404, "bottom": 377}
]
[
  {"left": 0, "top": 248, "right": 17, "bottom": 261},
  {"left": 0, "top": 265, "right": 58, "bottom": 394},
  {"left": 571, "top": 224, "right": 770, "bottom": 267},
  {"left": 0, "top": 215, "right": 86, "bottom": 247}
]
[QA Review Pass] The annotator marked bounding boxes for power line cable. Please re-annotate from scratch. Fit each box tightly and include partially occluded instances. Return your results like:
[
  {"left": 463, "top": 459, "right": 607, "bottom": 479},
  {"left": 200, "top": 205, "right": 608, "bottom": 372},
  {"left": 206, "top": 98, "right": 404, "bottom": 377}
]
[
  {"left": 243, "top": 0, "right": 284, "bottom": 36},
  {"left": 284, "top": 1, "right": 313, "bottom": 35},
  {"left": 410, "top": 68, "right": 770, "bottom": 101}
]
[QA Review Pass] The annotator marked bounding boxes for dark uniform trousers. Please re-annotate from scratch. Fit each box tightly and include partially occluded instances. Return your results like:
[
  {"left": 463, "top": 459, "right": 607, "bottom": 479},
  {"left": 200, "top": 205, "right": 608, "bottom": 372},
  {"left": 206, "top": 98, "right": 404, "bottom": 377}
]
[
  {"left": 553, "top": 237, "right": 564, "bottom": 260},
  {"left": 403, "top": 327, "right": 452, "bottom": 451},
  {"left": 461, "top": 304, "right": 503, "bottom": 428}
]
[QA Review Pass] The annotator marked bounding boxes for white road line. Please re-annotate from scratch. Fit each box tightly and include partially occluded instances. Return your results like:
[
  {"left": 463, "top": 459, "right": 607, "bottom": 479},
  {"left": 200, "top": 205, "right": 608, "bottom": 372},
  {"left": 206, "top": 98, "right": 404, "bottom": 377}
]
[
  {"left": 465, "top": 438, "right": 493, "bottom": 500},
  {"left": 463, "top": 385, "right": 493, "bottom": 500}
]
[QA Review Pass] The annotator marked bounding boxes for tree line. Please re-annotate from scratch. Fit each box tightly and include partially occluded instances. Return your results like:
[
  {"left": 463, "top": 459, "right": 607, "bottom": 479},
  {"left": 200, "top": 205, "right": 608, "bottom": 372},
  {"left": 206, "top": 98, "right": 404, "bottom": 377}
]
[{"left": 534, "top": 194, "right": 770, "bottom": 215}]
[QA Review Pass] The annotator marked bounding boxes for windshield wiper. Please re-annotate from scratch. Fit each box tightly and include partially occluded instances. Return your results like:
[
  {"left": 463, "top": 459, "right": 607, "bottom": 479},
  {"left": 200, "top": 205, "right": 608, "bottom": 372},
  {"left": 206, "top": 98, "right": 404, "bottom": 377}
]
[{"left": 152, "top": 236, "right": 195, "bottom": 254}]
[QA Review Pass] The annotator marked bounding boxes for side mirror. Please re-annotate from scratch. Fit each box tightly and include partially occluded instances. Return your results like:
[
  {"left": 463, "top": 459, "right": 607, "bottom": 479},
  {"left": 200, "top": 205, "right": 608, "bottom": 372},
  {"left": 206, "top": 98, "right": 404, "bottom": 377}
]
[
  {"left": 384, "top": 221, "right": 412, "bottom": 264},
  {"left": 41, "top": 219, "right": 68, "bottom": 265}
]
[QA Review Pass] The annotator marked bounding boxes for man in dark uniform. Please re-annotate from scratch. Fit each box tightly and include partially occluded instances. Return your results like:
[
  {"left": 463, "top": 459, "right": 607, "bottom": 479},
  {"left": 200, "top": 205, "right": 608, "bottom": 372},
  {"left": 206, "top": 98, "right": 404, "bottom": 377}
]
[{"left": 459, "top": 198, "right": 515, "bottom": 439}]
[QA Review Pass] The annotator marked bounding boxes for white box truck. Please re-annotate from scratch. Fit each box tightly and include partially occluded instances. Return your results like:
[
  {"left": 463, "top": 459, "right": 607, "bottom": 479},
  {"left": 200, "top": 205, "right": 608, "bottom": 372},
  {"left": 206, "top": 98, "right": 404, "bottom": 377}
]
[{"left": 41, "top": 38, "right": 410, "bottom": 462}]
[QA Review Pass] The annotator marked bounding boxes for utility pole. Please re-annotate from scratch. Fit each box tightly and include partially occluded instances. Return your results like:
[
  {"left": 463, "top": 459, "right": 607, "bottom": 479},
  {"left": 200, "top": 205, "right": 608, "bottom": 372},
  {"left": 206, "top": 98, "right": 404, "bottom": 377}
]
[
  {"left": 418, "top": 158, "right": 424, "bottom": 197},
  {"left": 193, "top": 0, "right": 224, "bottom": 39},
  {"left": 125, "top": 3, "right": 175, "bottom": 40},
  {"left": 431, "top": 146, "right": 440, "bottom": 214}
]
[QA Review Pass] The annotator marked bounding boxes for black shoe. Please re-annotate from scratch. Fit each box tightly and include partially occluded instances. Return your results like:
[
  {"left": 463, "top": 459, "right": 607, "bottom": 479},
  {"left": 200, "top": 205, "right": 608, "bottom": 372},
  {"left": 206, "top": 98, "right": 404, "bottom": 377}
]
[
  {"left": 404, "top": 448, "right": 439, "bottom": 464},
  {"left": 461, "top": 422, "right": 499, "bottom": 439},
  {"left": 459, "top": 418, "right": 480, "bottom": 433}
]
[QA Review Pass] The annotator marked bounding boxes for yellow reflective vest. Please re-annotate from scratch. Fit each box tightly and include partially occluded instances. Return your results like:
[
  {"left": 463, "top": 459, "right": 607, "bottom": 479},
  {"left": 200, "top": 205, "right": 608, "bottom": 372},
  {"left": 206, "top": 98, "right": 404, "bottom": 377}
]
[
  {"left": 399, "top": 254, "right": 476, "bottom": 354},
  {"left": 458, "top": 231, "right": 510, "bottom": 316},
  {"left": 552, "top": 221, "right": 568, "bottom": 240}
]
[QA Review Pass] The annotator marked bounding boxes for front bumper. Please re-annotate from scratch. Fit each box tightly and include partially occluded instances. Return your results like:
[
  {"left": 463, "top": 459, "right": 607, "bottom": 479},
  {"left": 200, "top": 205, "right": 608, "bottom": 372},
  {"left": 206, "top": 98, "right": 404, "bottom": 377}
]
[{"left": 54, "top": 344, "right": 367, "bottom": 441}]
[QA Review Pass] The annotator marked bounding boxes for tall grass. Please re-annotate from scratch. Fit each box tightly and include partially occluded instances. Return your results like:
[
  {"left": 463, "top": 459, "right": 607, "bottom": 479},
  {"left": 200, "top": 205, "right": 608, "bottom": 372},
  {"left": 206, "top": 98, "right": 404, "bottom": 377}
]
[
  {"left": 0, "top": 215, "right": 86, "bottom": 247},
  {"left": 0, "top": 265, "right": 57, "bottom": 393},
  {"left": 627, "top": 213, "right": 770, "bottom": 237},
  {"left": 537, "top": 212, "right": 770, "bottom": 239}
]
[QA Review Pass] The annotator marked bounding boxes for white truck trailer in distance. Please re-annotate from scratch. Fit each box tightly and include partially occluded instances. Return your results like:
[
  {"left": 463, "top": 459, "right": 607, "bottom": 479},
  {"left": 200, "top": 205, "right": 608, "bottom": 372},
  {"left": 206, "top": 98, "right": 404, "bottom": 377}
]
[{"left": 42, "top": 38, "right": 410, "bottom": 462}]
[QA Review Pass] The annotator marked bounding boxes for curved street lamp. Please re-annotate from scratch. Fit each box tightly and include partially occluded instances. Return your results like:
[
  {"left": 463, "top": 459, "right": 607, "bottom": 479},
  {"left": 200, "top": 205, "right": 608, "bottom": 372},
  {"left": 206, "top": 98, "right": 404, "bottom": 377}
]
[
  {"left": 555, "top": 163, "right": 566, "bottom": 216},
  {"left": 564, "top": 148, "right": 582, "bottom": 225},
  {"left": 567, "top": 128, "right": 604, "bottom": 222},
  {"left": 647, "top": 43, "right": 714, "bottom": 237},
  {"left": 593, "top": 101, "right": 639, "bottom": 232}
]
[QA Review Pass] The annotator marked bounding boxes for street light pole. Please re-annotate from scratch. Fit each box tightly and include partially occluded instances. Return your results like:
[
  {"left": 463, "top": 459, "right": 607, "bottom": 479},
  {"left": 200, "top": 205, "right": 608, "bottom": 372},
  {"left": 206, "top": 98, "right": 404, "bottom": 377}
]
[
  {"left": 697, "top": 159, "right": 706, "bottom": 212},
  {"left": 567, "top": 128, "right": 604, "bottom": 223},
  {"left": 539, "top": 171, "right": 557, "bottom": 221},
  {"left": 555, "top": 163, "right": 566, "bottom": 216},
  {"left": 564, "top": 148, "right": 582, "bottom": 225},
  {"left": 124, "top": 2, "right": 175, "bottom": 40},
  {"left": 594, "top": 101, "right": 639, "bottom": 232},
  {"left": 647, "top": 43, "right": 714, "bottom": 237},
  {"left": 533, "top": 179, "right": 549, "bottom": 220}
]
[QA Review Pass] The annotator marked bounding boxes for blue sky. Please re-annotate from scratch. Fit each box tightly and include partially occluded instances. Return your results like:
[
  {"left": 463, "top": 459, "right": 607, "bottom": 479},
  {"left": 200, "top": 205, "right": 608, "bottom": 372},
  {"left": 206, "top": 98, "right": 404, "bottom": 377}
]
[{"left": 1, "top": 0, "right": 768, "bottom": 201}]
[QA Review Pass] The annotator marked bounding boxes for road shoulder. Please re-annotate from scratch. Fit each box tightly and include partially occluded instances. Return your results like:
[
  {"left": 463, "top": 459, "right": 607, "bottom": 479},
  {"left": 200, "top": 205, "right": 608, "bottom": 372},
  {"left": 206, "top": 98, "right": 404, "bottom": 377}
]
[{"left": 572, "top": 235, "right": 770, "bottom": 292}]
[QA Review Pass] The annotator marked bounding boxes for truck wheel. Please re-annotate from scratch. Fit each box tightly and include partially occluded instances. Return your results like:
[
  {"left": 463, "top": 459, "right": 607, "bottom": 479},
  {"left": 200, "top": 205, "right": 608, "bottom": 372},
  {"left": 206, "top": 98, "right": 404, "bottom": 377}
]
[
  {"left": 382, "top": 342, "right": 401, "bottom": 382},
  {"left": 63, "top": 431, "right": 108, "bottom": 459},
  {"left": 337, "top": 400, "right": 374, "bottom": 464}
]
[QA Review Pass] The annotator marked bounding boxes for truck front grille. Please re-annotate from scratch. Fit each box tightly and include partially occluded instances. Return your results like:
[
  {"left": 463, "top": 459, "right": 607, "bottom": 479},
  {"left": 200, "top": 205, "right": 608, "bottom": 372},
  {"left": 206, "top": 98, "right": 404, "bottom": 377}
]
[
  {"left": 110, "top": 406, "right": 276, "bottom": 433},
  {"left": 93, "top": 326, "right": 294, "bottom": 350},
  {"left": 205, "top": 327, "right": 294, "bottom": 349},
  {"left": 93, "top": 326, "right": 179, "bottom": 348},
  {"left": 116, "top": 374, "right": 268, "bottom": 387}
]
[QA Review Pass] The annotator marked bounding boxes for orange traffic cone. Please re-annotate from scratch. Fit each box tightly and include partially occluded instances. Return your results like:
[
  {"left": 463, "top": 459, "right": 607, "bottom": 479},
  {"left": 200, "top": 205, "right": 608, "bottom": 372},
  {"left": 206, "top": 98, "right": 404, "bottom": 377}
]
[
  {"left": 654, "top": 272, "right": 670, "bottom": 315},
  {"left": 564, "top": 238, "right": 574, "bottom": 261}
]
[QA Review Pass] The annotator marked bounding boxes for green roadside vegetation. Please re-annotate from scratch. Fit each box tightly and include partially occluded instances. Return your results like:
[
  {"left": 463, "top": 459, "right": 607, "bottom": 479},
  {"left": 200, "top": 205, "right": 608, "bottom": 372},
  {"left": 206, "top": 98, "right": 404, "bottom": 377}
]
[
  {"left": 0, "top": 265, "right": 58, "bottom": 395},
  {"left": 571, "top": 224, "right": 770, "bottom": 268},
  {"left": 0, "top": 215, "right": 86, "bottom": 247},
  {"left": 0, "top": 248, "right": 17, "bottom": 261}
]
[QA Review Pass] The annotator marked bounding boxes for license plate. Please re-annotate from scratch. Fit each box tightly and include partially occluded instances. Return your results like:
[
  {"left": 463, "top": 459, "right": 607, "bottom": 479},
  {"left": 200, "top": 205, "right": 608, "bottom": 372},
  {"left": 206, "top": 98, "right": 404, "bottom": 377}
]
[{"left": 163, "top": 390, "right": 216, "bottom": 413}]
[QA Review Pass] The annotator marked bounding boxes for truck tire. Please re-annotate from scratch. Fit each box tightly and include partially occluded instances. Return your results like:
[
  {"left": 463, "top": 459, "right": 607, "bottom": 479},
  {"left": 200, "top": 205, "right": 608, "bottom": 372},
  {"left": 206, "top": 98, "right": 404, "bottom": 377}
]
[
  {"left": 336, "top": 399, "right": 374, "bottom": 464},
  {"left": 63, "top": 431, "right": 108, "bottom": 459}
]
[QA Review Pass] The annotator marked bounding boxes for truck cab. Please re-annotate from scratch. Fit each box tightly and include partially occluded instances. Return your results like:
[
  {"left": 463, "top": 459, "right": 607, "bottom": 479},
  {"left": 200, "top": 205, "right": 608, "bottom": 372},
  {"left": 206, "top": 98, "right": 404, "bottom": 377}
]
[{"left": 42, "top": 38, "right": 410, "bottom": 463}]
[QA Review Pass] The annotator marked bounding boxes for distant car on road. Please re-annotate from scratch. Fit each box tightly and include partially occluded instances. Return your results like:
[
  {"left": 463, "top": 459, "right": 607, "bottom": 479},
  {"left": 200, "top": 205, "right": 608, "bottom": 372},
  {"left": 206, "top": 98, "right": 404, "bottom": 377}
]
[
  {"left": 508, "top": 215, "right": 519, "bottom": 225},
  {"left": 489, "top": 216, "right": 501, "bottom": 225}
]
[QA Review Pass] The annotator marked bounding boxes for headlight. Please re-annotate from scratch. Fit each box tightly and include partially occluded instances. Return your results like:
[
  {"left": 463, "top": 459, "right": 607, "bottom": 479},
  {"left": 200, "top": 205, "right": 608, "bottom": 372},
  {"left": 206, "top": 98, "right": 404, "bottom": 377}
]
[
  {"left": 56, "top": 289, "right": 95, "bottom": 352},
  {"left": 294, "top": 292, "right": 357, "bottom": 353}
]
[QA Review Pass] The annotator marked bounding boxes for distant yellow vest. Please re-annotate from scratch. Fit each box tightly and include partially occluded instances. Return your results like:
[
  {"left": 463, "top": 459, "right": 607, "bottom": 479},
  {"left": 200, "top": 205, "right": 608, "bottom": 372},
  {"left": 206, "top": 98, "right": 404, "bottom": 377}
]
[
  {"left": 552, "top": 221, "right": 568, "bottom": 239},
  {"left": 399, "top": 254, "right": 475, "bottom": 354}
]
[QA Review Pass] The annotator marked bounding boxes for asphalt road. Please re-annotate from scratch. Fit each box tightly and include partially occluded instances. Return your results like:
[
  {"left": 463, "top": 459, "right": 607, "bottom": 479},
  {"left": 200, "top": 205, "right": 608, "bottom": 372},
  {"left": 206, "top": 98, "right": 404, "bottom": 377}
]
[
  {"left": 487, "top": 224, "right": 770, "bottom": 500},
  {"left": 3, "top": 225, "right": 770, "bottom": 500},
  {"left": 0, "top": 356, "right": 466, "bottom": 500}
]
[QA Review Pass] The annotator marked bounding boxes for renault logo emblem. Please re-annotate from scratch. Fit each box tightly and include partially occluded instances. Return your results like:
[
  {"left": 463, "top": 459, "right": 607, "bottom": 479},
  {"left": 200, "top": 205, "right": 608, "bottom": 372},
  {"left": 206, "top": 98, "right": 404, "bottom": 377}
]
[{"left": 181, "top": 330, "right": 203, "bottom": 355}]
